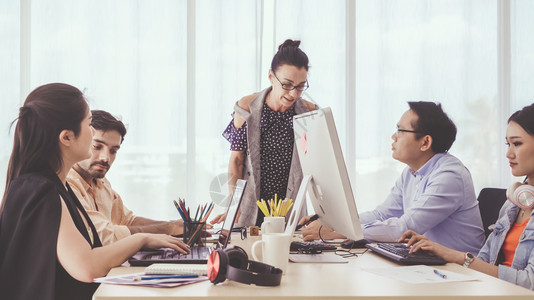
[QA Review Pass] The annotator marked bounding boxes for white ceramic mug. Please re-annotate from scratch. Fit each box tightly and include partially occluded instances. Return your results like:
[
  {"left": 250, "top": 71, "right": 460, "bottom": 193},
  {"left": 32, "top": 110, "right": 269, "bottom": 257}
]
[
  {"left": 261, "top": 216, "right": 286, "bottom": 234},
  {"left": 251, "top": 233, "right": 291, "bottom": 273}
]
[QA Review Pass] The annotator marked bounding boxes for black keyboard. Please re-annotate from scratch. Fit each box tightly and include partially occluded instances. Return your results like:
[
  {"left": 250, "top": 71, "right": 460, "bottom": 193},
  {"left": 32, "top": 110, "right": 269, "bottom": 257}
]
[
  {"left": 129, "top": 247, "right": 213, "bottom": 266},
  {"left": 153, "top": 247, "right": 207, "bottom": 259},
  {"left": 290, "top": 241, "right": 337, "bottom": 252},
  {"left": 366, "top": 243, "right": 447, "bottom": 265}
]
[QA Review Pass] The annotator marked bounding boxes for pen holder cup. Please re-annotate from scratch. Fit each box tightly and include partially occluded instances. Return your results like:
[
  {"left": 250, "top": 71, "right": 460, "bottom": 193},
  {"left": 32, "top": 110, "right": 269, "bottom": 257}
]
[{"left": 183, "top": 221, "right": 207, "bottom": 247}]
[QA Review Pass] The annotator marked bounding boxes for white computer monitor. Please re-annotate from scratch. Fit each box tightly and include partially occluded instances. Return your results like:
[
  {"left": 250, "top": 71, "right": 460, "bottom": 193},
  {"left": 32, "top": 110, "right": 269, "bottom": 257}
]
[{"left": 288, "top": 107, "right": 364, "bottom": 241}]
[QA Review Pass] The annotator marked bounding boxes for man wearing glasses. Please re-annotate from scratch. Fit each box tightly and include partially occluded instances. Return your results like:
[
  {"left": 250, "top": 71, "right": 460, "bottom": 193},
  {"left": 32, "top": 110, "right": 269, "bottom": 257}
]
[{"left": 301, "top": 102, "right": 485, "bottom": 255}]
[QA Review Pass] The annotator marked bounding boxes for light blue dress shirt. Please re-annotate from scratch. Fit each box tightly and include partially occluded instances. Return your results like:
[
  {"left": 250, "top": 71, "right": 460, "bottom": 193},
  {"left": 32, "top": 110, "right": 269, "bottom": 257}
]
[
  {"left": 478, "top": 201, "right": 534, "bottom": 290},
  {"left": 359, "top": 152, "right": 485, "bottom": 254}
]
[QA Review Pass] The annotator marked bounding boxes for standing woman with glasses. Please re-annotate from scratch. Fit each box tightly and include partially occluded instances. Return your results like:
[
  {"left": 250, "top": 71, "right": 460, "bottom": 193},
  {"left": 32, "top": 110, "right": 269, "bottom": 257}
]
[
  {"left": 211, "top": 39, "right": 318, "bottom": 227},
  {"left": 0, "top": 83, "right": 189, "bottom": 300}
]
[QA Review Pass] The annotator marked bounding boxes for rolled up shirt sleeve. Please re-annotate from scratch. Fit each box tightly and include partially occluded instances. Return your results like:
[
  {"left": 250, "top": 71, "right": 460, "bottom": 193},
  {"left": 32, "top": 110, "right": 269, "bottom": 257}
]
[
  {"left": 115, "top": 192, "right": 136, "bottom": 226},
  {"left": 222, "top": 118, "right": 247, "bottom": 151},
  {"left": 85, "top": 210, "right": 131, "bottom": 245}
]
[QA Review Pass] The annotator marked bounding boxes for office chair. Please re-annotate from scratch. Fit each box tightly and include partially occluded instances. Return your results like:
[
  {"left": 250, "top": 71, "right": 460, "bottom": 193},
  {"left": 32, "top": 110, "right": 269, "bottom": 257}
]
[{"left": 477, "top": 188, "right": 507, "bottom": 238}]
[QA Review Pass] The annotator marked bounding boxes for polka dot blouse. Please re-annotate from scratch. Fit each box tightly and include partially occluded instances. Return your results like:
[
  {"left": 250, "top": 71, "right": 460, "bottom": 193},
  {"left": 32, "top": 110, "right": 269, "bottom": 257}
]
[{"left": 223, "top": 101, "right": 296, "bottom": 225}]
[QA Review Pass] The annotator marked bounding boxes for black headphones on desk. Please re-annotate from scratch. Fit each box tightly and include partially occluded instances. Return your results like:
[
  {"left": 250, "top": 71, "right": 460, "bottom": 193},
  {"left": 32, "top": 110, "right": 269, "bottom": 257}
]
[{"left": 207, "top": 246, "right": 283, "bottom": 286}]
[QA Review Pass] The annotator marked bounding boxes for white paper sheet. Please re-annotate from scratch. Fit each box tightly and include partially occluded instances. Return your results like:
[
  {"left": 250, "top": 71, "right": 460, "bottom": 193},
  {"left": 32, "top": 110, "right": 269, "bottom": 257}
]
[
  {"left": 94, "top": 272, "right": 208, "bottom": 287},
  {"left": 289, "top": 253, "right": 348, "bottom": 263},
  {"left": 362, "top": 265, "right": 479, "bottom": 284}
]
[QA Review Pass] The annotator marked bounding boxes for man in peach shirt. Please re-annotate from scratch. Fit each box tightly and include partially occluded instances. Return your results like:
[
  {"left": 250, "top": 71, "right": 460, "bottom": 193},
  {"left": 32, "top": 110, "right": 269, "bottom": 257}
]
[{"left": 67, "top": 110, "right": 184, "bottom": 245}]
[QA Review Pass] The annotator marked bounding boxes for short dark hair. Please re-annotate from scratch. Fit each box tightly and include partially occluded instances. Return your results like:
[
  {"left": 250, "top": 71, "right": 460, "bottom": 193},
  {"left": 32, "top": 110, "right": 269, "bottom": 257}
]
[
  {"left": 508, "top": 103, "right": 534, "bottom": 135},
  {"left": 270, "top": 39, "right": 309, "bottom": 72},
  {"left": 90, "top": 110, "right": 127, "bottom": 143},
  {"left": 408, "top": 101, "right": 457, "bottom": 153}
]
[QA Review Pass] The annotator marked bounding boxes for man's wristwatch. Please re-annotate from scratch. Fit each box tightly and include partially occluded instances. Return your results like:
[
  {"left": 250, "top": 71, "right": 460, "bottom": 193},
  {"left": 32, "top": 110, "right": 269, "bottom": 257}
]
[{"left": 463, "top": 252, "right": 475, "bottom": 268}]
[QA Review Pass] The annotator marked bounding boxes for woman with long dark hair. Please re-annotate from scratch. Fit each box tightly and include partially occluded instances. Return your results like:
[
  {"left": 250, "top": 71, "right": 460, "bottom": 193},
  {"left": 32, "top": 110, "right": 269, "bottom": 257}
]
[{"left": 0, "top": 83, "right": 189, "bottom": 299}]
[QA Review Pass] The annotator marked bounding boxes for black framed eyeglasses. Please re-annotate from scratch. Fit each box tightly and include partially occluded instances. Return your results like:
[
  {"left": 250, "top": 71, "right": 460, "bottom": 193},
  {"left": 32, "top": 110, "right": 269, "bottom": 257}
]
[
  {"left": 395, "top": 128, "right": 423, "bottom": 137},
  {"left": 273, "top": 72, "right": 309, "bottom": 91}
]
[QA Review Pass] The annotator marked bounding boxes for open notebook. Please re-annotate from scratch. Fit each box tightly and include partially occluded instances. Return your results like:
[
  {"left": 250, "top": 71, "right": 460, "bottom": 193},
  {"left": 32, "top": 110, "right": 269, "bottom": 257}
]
[
  {"left": 128, "top": 179, "right": 247, "bottom": 266},
  {"left": 144, "top": 263, "right": 207, "bottom": 276}
]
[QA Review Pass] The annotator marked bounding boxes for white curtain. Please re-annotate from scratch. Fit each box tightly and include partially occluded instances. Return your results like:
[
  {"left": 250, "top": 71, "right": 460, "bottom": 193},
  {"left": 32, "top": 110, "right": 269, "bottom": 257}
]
[
  {"left": 0, "top": 1, "right": 21, "bottom": 199},
  {"left": 353, "top": 0, "right": 500, "bottom": 211},
  {"left": 0, "top": 0, "right": 533, "bottom": 219}
]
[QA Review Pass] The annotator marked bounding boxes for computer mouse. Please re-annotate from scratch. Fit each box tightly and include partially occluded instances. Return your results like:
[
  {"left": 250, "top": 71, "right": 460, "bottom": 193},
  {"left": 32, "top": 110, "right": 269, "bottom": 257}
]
[{"left": 341, "top": 239, "right": 368, "bottom": 249}]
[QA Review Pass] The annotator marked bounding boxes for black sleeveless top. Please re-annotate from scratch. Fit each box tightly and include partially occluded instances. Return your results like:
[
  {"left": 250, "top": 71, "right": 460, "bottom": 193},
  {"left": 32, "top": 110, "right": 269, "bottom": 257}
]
[{"left": 0, "top": 170, "right": 102, "bottom": 300}]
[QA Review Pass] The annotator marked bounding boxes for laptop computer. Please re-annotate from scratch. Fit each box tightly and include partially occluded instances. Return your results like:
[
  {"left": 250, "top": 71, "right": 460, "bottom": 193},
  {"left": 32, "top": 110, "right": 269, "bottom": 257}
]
[{"left": 128, "top": 179, "right": 247, "bottom": 266}]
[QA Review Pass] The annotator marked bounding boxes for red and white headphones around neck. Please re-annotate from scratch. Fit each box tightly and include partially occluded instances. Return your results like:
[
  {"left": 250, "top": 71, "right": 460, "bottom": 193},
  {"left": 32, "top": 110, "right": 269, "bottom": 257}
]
[{"left": 506, "top": 182, "right": 534, "bottom": 209}]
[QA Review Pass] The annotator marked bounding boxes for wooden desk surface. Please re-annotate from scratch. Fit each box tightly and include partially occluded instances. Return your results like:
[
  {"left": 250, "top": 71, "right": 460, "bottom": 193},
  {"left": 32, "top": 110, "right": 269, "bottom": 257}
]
[{"left": 93, "top": 249, "right": 534, "bottom": 300}]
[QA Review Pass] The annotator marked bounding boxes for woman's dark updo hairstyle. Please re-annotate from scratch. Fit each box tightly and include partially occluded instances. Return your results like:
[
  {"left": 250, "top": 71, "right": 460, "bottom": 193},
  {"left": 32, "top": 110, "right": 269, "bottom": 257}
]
[
  {"left": 508, "top": 103, "right": 534, "bottom": 136},
  {"left": 270, "top": 39, "right": 309, "bottom": 72},
  {"left": 2, "top": 83, "right": 88, "bottom": 205}
]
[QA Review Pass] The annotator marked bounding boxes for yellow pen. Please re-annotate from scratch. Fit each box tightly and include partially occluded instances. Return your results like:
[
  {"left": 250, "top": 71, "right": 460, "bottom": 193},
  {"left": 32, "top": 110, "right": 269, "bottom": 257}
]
[{"left": 257, "top": 200, "right": 270, "bottom": 217}]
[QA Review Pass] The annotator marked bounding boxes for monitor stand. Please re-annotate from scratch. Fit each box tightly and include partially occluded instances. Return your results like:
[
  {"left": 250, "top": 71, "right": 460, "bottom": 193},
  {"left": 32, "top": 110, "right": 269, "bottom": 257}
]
[
  {"left": 287, "top": 175, "right": 349, "bottom": 264},
  {"left": 285, "top": 175, "right": 319, "bottom": 236},
  {"left": 285, "top": 175, "right": 310, "bottom": 235}
]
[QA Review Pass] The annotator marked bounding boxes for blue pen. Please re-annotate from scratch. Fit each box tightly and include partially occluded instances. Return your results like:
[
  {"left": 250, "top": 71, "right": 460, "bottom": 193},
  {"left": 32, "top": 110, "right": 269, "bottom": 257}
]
[
  {"left": 202, "top": 202, "right": 213, "bottom": 221},
  {"left": 173, "top": 200, "right": 187, "bottom": 221},
  {"left": 136, "top": 274, "right": 199, "bottom": 281},
  {"left": 433, "top": 269, "right": 447, "bottom": 279}
]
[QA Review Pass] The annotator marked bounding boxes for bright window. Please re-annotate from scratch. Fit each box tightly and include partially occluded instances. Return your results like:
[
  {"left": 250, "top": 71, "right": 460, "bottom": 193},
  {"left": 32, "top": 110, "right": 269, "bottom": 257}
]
[{"left": 1, "top": 0, "right": 532, "bottom": 220}]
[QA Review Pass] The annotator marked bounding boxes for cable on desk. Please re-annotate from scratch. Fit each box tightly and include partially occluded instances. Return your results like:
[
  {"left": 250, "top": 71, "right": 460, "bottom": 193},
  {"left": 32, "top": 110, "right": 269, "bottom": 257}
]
[
  {"left": 318, "top": 225, "right": 337, "bottom": 244},
  {"left": 318, "top": 225, "right": 369, "bottom": 258},
  {"left": 335, "top": 248, "right": 368, "bottom": 258}
]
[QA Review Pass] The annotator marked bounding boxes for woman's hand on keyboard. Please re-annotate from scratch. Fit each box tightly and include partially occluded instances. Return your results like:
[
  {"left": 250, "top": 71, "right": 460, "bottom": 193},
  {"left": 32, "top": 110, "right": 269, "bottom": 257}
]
[
  {"left": 141, "top": 233, "right": 190, "bottom": 254},
  {"left": 398, "top": 230, "right": 463, "bottom": 264},
  {"left": 398, "top": 230, "right": 429, "bottom": 246}
]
